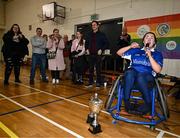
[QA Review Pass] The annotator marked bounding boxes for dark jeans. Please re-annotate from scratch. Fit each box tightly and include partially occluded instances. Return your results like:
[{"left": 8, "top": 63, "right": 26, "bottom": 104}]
[
  {"left": 123, "top": 68, "right": 155, "bottom": 111},
  {"left": 4, "top": 56, "right": 23, "bottom": 82},
  {"left": 87, "top": 55, "right": 102, "bottom": 84},
  {"left": 30, "top": 53, "right": 47, "bottom": 81}
]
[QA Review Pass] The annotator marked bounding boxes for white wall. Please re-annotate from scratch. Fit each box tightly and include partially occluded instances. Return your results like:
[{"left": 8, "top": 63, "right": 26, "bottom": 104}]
[
  {"left": 0, "top": 0, "right": 5, "bottom": 61},
  {"left": 0, "top": 0, "right": 5, "bottom": 27},
  {"left": 4, "top": 0, "right": 180, "bottom": 77}
]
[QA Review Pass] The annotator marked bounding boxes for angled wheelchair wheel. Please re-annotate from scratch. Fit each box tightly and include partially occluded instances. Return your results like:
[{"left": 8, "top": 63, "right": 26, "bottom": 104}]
[
  {"left": 104, "top": 76, "right": 121, "bottom": 111},
  {"left": 155, "top": 79, "right": 170, "bottom": 120}
]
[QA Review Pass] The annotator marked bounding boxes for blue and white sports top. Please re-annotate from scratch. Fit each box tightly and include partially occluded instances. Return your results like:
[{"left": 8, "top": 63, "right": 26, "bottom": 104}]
[{"left": 122, "top": 48, "right": 163, "bottom": 76}]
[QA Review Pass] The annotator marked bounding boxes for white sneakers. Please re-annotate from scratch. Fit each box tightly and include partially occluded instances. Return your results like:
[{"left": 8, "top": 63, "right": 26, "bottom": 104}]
[
  {"left": 56, "top": 79, "right": 59, "bottom": 84},
  {"left": 52, "top": 78, "right": 59, "bottom": 84},
  {"left": 52, "top": 78, "right": 56, "bottom": 84}
]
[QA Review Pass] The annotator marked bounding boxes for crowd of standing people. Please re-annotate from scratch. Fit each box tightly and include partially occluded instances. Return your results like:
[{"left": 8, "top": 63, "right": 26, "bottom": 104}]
[
  {"left": 1, "top": 20, "right": 164, "bottom": 117},
  {"left": 1, "top": 21, "right": 110, "bottom": 87}
]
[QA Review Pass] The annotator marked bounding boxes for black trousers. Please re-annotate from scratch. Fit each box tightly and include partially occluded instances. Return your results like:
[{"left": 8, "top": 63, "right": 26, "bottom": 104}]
[
  {"left": 72, "top": 56, "right": 86, "bottom": 82},
  {"left": 87, "top": 55, "right": 102, "bottom": 84},
  {"left": 4, "top": 57, "right": 22, "bottom": 82},
  {"left": 51, "top": 71, "right": 60, "bottom": 79}
]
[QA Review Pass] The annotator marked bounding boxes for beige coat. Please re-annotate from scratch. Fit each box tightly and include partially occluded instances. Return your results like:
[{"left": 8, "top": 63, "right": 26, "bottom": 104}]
[{"left": 47, "top": 38, "right": 65, "bottom": 71}]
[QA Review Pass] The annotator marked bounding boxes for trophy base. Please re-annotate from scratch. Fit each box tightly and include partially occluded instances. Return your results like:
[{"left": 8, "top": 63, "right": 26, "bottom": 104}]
[
  {"left": 88, "top": 124, "right": 102, "bottom": 134},
  {"left": 86, "top": 114, "right": 94, "bottom": 124}
]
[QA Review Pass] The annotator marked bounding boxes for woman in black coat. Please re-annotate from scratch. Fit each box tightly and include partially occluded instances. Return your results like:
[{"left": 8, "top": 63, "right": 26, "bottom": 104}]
[{"left": 1, "top": 24, "right": 29, "bottom": 85}]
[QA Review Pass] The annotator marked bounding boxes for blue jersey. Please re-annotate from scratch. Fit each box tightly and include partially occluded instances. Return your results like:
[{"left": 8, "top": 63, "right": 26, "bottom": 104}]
[{"left": 122, "top": 48, "right": 163, "bottom": 76}]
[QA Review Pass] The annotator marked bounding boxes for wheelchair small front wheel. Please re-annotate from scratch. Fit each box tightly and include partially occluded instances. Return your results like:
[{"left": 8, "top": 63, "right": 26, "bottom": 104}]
[
  {"left": 112, "top": 119, "right": 117, "bottom": 124},
  {"left": 149, "top": 125, "right": 155, "bottom": 130}
]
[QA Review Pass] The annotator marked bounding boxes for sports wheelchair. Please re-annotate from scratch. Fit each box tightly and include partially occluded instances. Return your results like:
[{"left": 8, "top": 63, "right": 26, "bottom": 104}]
[{"left": 105, "top": 75, "right": 169, "bottom": 129}]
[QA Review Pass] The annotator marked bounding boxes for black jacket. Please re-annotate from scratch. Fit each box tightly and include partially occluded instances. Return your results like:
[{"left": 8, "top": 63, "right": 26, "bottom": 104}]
[
  {"left": 117, "top": 34, "right": 131, "bottom": 49},
  {"left": 85, "top": 31, "right": 108, "bottom": 54},
  {"left": 1, "top": 31, "right": 29, "bottom": 59}
]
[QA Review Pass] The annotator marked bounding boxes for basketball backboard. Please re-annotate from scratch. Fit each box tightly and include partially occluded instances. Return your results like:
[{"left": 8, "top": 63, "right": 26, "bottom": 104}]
[{"left": 42, "top": 2, "right": 55, "bottom": 21}]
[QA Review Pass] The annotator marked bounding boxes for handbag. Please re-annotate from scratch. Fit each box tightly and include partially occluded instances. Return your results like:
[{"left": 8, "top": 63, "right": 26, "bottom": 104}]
[
  {"left": 71, "top": 50, "right": 82, "bottom": 57},
  {"left": 47, "top": 47, "right": 58, "bottom": 59},
  {"left": 71, "top": 41, "right": 82, "bottom": 58}
]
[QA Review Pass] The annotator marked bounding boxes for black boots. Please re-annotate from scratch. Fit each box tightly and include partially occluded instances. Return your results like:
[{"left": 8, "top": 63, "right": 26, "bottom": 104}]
[
  {"left": 4, "top": 80, "right": 9, "bottom": 85},
  {"left": 4, "top": 65, "right": 12, "bottom": 85},
  {"left": 4, "top": 64, "right": 22, "bottom": 85},
  {"left": 72, "top": 74, "right": 83, "bottom": 85},
  {"left": 77, "top": 75, "right": 83, "bottom": 84}
]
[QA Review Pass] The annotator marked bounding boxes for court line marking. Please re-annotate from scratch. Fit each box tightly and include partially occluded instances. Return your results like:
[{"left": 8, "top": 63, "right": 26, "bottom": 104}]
[
  {"left": 156, "top": 130, "right": 165, "bottom": 138},
  {"left": 19, "top": 83, "right": 180, "bottom": 138},
  {"left": 0, "top": 91, "right": 91, "bottom": 116},
  {"left": 15, "top": 75, "right": 101, "bottom": 93},
  {"left": 0, "top": 92, "right": 42, "bottom": 101},
  {"left": 12, "top": 82, "right": 180, "bottom": 138},
  {"left": 0, "top": 122, "right": 19, "bottom": 138},
  {"left": 156, "top": 131, "right": 164, "bottom": 138},
  {"left": 0, "top": 93, "right": 84, "bottom": 138},
  {"left": 0, "top": 78, "right": 180, "bottom": 137},
  {"left": 156, "top": 128, "right": 180, "bottom": 138},
  {"left": 14, "top": 82, "right": 91, "bottom": 108}
]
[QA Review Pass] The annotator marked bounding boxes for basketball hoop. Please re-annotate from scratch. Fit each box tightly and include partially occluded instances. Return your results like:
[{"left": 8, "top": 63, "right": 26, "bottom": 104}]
[
  {"left": 38, "top": 2, "right": 65, "bottom": 24},
  {"left": 53, "top": 4, "right": 66, "bottom": 25},
  {"left": 53, "top": 16, "right": 65, "bottom": 25}
]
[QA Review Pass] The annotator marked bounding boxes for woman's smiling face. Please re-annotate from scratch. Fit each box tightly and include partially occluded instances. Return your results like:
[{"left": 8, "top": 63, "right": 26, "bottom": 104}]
[
  {"left": 143, "top": 33, "right": 156, "bottom": 48},
  {"left": 12, "top": 25, "right": 19, "bottom": 33}
]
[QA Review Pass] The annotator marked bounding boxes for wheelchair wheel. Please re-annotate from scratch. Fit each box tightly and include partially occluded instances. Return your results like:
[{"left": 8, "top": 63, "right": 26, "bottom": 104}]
[
  {"left": 150, "top": 125, "right": 155, "bottom": 130},
  {"left": 155, "top": 79, "right": 170, "bottom": 120},
  {"left": 104, "top": 76, "right": 121, "bottom": 111}
]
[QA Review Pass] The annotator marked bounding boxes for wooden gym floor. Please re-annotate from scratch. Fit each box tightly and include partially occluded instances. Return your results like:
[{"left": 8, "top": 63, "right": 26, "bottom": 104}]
[{"left": 0, "top": 64, "right": 179, "bottom": 137}]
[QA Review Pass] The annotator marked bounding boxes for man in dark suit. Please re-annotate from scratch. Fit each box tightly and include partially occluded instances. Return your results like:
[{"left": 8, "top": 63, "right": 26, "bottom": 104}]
[{"left": 85, "top": 20, "right": 109, "bottom": 88}]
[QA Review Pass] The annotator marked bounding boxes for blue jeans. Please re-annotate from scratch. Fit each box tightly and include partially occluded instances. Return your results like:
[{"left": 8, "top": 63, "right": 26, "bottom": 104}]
[
  {"left": 123, "top": 68, "right": 155, "bottom": 111},
  {"left": 30, "top": 53, "right": 47, "bottom": 80}
]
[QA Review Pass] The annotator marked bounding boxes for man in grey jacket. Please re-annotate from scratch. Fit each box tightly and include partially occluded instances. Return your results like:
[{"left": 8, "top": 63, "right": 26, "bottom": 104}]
[{"left": 30, "top": 28, "right": 48, "bottom": 84}]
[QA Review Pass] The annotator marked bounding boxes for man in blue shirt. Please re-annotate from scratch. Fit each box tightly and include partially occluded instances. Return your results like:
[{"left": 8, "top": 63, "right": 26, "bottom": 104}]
[
  {"left": 30, "top": 28, "right": 48, "bottom": 85},
  {"left": 117, "top": 32, "right": 163, "bottom": 114}
]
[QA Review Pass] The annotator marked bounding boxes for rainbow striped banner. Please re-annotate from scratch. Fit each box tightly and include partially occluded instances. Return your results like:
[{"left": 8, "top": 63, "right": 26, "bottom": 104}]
[{"left": 125, "top": 13, "right": 180, "bottom": 59}]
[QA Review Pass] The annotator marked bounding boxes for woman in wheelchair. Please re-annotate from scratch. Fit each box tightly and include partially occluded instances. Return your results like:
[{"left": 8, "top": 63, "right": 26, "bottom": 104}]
[{"left": 117, "top": 32, "right": 163, "bottom": 115}]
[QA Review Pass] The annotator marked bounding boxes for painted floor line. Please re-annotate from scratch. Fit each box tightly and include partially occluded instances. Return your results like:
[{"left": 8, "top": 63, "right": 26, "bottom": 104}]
[
  {"left": 0, "top": 93, "right": 84, "bottom": 138},
  {"left": 0, "top": 91, "right": 42, "bottom": 101},
  {"left": 16, "top": 82, "right": 91, "bottom": 107},
  {"left": 14, "top": 82, "right": 180, "bottom": 138},
  {"left": 156, "top": 128, "right": 180, "bottom": 138},
  {"left": 156, "top": 130, "right": 165, "bottom": 138},
  {"left": 0, "top": 78, "right": 180, "bottom": 137},
  {"left": 0, "top": 122, "right": 19, "bottom": 138},
  {"left": 18, "top": 82, "right": 110, "bottom": 115},
  {"left": 0, "top": 91, "right": 91, "bottom": 116}
]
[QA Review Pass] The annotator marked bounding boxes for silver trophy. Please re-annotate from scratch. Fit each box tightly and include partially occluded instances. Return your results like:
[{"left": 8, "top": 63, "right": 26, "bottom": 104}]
[{"left": 87, "top": 93, "right": 103, "bottom": 134}]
